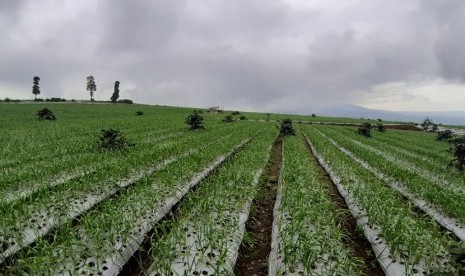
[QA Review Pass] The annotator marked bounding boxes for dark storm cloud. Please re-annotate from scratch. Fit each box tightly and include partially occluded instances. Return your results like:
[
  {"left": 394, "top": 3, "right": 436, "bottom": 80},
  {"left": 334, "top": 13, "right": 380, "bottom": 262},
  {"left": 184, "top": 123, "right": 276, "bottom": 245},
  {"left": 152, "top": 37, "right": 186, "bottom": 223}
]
[
  {"left": 0, "top": 0, "right": 464, "bottom": 112},
  {"left": 421, "top": 1, "right": 465, "bottom": 81}
]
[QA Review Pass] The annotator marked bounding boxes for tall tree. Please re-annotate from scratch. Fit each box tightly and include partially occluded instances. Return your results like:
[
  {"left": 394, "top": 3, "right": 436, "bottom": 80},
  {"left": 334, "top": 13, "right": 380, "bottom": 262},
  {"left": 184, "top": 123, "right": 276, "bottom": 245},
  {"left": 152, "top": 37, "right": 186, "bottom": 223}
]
[
  {"left": 111, "top": 81, "right": 120, "bottom": 103},
  {"left": 32, "top": 76, "right": 40, "bottom": 100},
  {"left": 86, "top": 76, "right": 97, "bottom": 102}
]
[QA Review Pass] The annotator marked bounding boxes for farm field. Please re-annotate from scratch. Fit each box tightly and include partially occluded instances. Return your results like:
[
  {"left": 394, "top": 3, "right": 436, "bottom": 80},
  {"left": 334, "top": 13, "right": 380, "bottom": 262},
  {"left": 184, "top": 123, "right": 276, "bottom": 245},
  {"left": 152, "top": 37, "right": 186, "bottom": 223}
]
[{"left": 1, "top": 103, "right": 465, "bottom": 275}]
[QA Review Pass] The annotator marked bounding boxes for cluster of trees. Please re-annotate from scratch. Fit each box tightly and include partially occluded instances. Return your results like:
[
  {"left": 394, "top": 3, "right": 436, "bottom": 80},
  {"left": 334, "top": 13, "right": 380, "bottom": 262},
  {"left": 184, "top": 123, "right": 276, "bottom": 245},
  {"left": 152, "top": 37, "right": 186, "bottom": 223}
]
[
  {"left": 356, "top": 122, "right": 386, "bottom": 138},
  {"left": 30, "top": 75, "right": 130, "bottom": 103}
]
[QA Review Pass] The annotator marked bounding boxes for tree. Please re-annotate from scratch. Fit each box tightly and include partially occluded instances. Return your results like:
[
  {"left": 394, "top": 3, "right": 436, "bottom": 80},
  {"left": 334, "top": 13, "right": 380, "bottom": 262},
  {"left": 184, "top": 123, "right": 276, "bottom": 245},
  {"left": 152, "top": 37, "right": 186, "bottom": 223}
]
[
  {"left": 437, "top": 130, "right": 453, "bottom": 141},
  {"left": 186, "top": 113, "right": 204, "bottom": 130},
  {"left": 98, "top": 128, "right": 134, "bottom": 151},
  {"left": 111, "top": 81, "right": 120, "bottom": 103},
  {"left": 449, "top": 136, "right": 465, "bottom": 171},
  {"left": 37, "top": 108, "right": 56, "bottom": 120},
  {"left": 223, "top": 115, "right": 234, "bottom": 123},
  {"left": 357, "top": 122, "right": 372, "bottom": 137},
  {"left": 421, "top": 117, "right": 433, "bottom": 131},
  {"left": 376, "top": 123, "right": 386, "bottom": 133},
  {"left": 32, "top": 76, "right": 40, "bottom": 100},
  {"left": 280, "top": 119, "right": 295, "bottom": 136},
  {"left": 86, "top": 76, "right": 97, "bottom": 102}
]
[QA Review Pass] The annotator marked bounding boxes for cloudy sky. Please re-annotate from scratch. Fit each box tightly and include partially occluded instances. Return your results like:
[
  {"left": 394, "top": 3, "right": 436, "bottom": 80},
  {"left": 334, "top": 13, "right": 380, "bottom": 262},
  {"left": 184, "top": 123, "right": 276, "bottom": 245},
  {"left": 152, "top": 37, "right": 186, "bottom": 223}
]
[{"left": 1, "top": 0, "right": 465, "bottom": 113}]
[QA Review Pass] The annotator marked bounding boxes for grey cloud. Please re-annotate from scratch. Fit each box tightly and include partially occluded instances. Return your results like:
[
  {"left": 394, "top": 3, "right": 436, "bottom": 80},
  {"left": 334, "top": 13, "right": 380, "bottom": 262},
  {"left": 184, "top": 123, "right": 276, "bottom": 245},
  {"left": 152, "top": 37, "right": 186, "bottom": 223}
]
[
  {"left": 422, "top": 1, "right": 465, "bottom": 81},
  {"left": 1, "top": 0, "right": 464, "bottom": 112}
]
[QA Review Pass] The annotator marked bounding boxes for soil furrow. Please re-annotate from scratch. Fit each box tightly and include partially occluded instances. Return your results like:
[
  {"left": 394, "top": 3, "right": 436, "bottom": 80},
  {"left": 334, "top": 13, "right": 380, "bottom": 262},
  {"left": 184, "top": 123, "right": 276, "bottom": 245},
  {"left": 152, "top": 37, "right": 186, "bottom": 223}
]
[{"left": 234, "top": 135, "right": 282, "bottom": 276}]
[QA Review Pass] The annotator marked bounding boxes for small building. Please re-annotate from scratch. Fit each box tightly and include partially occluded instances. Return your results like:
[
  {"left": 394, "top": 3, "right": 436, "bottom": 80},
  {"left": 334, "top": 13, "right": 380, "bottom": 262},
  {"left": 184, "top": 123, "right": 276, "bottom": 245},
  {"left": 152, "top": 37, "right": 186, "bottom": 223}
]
[{"left": 208, "top": 106, "right": 222, "bottom": 113}]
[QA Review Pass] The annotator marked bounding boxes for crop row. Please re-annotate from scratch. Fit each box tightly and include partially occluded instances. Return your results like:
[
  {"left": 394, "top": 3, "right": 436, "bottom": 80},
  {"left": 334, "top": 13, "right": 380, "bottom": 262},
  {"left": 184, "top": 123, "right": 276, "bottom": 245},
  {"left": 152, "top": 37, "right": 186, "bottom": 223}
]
[
  {"left": 1, "top": 123, "right": 266, "bottom": 274},
  {"left": 0, "top": 122, "right": 246, "bottom": 205},
  {"left": 0, "top": 122, "right": 258, "bottom": 265},
  {"left": 269, "top": 134, "right": 362, "bottom": 275},
  {"left": 302, "top": 125, "right": 458, "bottom": 275},
  {"left": 0, "top": 120, "right": 233, "bottom": 189},
  {"left": 314, "top": 127, "right": 465, "bottom": 242},
  {"left": 147, "top": 128, "right": 276, "bottom": 275},
  {"left": 316, "top": 126, "right": 465, "bottom": 225}
]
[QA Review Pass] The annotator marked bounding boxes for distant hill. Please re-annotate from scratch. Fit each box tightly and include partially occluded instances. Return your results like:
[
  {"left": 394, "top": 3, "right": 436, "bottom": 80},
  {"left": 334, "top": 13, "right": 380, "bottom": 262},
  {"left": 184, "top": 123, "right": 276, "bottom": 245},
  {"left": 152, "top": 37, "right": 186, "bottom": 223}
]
[{"left": 285, "top": 103, "right": 464, "bottom": 126}]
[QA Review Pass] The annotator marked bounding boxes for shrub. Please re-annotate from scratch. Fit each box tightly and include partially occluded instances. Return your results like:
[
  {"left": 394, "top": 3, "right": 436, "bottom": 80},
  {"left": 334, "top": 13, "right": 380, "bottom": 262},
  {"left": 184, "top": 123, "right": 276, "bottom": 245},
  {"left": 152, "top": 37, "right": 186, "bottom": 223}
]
[
  {"left": 186, "top": 113, "right": 204, "bottom": 130},
  {"left": 448, "top": 136, "right": 465, "bottom": 171},
  {"left": 357, "top": 122, "right": 372, "bottom": 137},
  {"left": 437, "top": 130, "right": 453, "bottom": 141},
  {"left": 136, "top": 111, "right": 144, "bottom": 116},
  {"left": 45, "top": 97, "right": 66, "bottom": 102},
  {"left": 117, "top": 99, "right": 133, "bottom": 104},
  {"left": 37, "top": 108, "right": 56, "bottom": 121},
  {"left": 223, "top": 115, "right": 234, "bottom": 123},
  {"left": 98, "top": 128, "right": 134, "bottom": 151},
  {"left": 239, "top": 115, "right": 246, "bottom": 120},
  {"left": 231, "top": 111, "right": 240, "bottom": 115},
  {"left": 376, "top": 123, "right": 386, "bottom": 133},
  {"left": 34, "top": 98, "right": 44, "bottom": 102},
  {"left": 280, "top": 119, "right": 296, "bottom": 136},
  {"left": 311, "top": 114, "right": 316, "bottom": 117}
]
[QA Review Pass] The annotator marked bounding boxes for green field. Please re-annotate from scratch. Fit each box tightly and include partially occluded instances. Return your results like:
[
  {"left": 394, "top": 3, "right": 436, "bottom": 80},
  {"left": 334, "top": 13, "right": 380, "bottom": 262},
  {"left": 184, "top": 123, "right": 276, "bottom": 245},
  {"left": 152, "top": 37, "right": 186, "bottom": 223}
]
[{"left": 1, "top": 103, "right": 465, "bottom": 275}]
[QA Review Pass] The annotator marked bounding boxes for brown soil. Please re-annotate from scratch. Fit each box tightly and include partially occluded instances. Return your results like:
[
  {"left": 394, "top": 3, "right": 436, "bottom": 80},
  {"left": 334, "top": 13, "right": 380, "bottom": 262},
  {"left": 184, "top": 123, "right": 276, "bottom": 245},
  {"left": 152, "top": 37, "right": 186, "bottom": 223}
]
[
  {"left": 385, "top": 124, "right": 421, "bottom": 131},
  {"left": 302, "top": 134, "right": 384, "bottom": 275},
  {"left": 234, "top": 136, "right": 282, "bottom": 276}
]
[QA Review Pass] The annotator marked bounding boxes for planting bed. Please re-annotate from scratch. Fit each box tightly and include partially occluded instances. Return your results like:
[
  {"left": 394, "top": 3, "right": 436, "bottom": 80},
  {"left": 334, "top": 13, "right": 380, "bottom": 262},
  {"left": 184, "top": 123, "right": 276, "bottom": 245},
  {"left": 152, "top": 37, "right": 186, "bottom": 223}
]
[{"left": 2, "top": 103, "right": 465, "bottom": 275}]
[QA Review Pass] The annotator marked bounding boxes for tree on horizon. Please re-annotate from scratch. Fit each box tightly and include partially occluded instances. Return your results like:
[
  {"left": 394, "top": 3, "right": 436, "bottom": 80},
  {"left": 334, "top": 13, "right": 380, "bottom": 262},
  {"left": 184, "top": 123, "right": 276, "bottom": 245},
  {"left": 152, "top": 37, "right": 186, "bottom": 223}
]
[
  {"left": 111, "top": 81, "right": 120, "bottom": 103},
  {"left": 32, "top": 76, "right": 40, "bottom": 100},
  {"left": 86, "top": 76, "right": 97, "bottom": 102}
]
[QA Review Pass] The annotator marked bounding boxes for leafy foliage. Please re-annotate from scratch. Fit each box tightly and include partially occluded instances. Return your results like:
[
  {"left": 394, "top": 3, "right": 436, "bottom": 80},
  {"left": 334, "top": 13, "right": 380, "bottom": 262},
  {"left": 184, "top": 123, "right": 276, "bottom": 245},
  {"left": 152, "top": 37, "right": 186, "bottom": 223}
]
[
  {"left": 448, "top": 244, "right": 465, "bottom": 273},
  {"left": 239, "top": 115, "right": 246, "bottom": 120},
  {"left": 110, "top": 81, "right": 120, "bottom": 103},
  {"left": 37, "top": 108, "right": 56, "bottom": 121},
  {"left": 117, "top": 99, "right": 133, "bottom": 104},
  {"left": 136, "top": 111, "right": 144, "bottom": 116},
  {"left": 86, "top": 76, "right": 97, "bottom": 102},
  {"left": 376, "top": 123, "right": 386, "bottom": 133},
  {"left": 223, "top": 115, "right": 234, "bottom": 123},
  {"left": 185, "top": 113, "right": 204, "bottom": 130},
  {"left": 280, "top": 119, "right": 296, "bottom": 136},
  {"left": 357, "top": 122, "right": 372, "bottom": 137},
  {"left": 437, "top": 130, "right": 453, "bottom": 141},
  {"left": 32, "top": 76, "right": 40, "bottom": 99},
  {"left": 98, "top": 128, "right": 134, "bottom": 151},
  {"left": 449, "top": 136, "right": 465, "bottom": 171},
  {"left": 231, "top": 111, "right": 240, "bottom": 115}
]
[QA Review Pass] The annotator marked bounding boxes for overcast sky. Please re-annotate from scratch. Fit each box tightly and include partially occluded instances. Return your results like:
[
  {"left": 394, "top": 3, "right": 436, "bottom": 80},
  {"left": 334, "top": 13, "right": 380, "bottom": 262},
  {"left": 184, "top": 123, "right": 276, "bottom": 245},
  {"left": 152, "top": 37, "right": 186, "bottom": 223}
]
[{"left": 1, "top": 0, "right": 464, "bottom": 113}]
